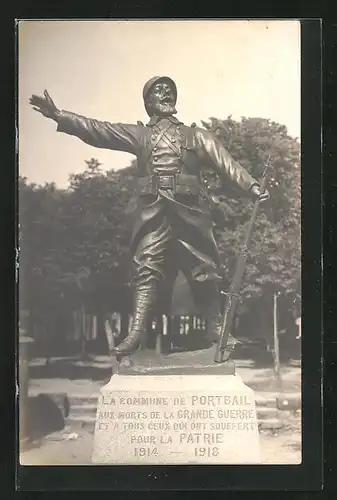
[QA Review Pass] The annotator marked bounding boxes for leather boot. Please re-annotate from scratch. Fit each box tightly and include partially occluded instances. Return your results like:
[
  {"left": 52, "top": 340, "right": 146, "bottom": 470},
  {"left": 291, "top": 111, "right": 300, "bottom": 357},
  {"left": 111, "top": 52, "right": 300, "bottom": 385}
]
[{"left": 114, "top": 286, "right": 157, "bottom": 358}]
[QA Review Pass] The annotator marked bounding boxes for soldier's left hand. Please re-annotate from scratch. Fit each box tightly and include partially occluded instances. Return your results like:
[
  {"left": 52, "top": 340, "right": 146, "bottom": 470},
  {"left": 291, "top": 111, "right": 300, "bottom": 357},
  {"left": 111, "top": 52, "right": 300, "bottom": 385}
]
[
  {"left": 258, "top": 189, "right": 270, "bottom": 202},
  {"left": 251, "top": 185, "right": 270, "bottom": 202}
]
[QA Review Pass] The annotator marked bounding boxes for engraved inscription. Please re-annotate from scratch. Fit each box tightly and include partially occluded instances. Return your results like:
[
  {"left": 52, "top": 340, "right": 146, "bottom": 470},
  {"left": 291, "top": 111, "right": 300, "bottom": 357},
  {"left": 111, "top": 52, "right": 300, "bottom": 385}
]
[{"left": 95, "top": 390, "right": 258, "bottom": 462}]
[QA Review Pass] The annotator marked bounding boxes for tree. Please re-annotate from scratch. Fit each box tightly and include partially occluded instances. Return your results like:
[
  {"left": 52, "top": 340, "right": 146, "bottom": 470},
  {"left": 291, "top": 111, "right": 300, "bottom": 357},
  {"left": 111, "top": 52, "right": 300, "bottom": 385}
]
[
  {"left": 19, "top": 158, "right": 138, "bottom": 356},
  {"left": 201, "top": 117, "right": 301, "bottom": 341},
  {"left": 19, "top": 177, "right": 68, "bottom": 351},
  {"left": 57, "top": 158, "right": 135, "bottom": 353}
]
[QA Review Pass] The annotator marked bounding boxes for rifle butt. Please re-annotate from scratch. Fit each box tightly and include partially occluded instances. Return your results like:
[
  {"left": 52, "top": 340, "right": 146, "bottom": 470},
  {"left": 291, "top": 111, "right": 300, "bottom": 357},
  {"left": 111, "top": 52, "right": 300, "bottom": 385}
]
[{"left": 214, "top": 346, "right": 225, "bottom": 363}]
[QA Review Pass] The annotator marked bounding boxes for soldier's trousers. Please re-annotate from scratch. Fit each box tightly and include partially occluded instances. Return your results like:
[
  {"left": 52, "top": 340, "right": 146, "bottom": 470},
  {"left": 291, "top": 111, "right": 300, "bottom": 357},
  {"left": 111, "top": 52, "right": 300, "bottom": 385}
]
[{"left": 127, "top": 192, "right": 229, "bottom": 345}]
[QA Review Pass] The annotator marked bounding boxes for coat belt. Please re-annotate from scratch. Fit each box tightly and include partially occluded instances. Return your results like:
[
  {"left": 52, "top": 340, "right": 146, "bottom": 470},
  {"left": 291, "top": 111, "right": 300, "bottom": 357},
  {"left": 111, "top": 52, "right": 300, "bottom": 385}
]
[{"left": 137, "top": 173, "right": 200, "bottom": 196}]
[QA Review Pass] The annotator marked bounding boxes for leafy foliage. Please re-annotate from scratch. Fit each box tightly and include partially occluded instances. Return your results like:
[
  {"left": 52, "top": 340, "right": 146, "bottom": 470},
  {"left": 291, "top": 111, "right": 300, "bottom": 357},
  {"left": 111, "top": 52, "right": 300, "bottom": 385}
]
[{"left": 202, "top": 117, "right": 300, "bottom": 300}]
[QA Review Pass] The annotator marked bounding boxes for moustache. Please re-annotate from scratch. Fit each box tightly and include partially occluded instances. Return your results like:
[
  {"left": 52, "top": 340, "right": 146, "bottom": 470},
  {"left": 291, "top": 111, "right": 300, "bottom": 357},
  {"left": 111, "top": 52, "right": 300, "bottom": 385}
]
[{"left": 160, "top": 95, "right": 175, "bottom": 104}]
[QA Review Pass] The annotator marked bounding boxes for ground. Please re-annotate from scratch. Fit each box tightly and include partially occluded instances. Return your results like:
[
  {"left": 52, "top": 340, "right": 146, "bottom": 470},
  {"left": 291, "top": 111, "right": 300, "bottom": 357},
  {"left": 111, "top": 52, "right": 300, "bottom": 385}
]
[
  {"left": 20, "top": 413, "right": 301, "bottom": 465},
  {"left": 20, "top": 352, "right": 301, "bottom": 466}
]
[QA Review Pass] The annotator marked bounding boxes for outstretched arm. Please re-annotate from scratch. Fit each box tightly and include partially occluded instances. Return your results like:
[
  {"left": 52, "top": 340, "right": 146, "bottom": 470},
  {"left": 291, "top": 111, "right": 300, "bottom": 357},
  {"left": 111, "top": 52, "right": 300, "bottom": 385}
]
[
  {"left": 29, "top": 90, "right": 140, "bottom": 155},
  {"left": 195, "top": 128, "right": 269, "bottom": 201}
]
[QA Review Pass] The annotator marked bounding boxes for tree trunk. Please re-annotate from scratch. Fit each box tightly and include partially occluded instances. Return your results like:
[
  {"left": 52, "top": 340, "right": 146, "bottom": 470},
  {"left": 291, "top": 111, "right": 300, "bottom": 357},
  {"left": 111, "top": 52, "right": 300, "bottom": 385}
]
[
  {"left": 28, "top": 307, "right": 35, "bottom": 341},
  {"left": 94, "top": 310, "right": 109, "bottom": 355},
  {"left": 273, "top": 293, "right": 282, "bottom": 390},
  {"left": 80, "top": 303, "right": 87, "bottom": 360}
]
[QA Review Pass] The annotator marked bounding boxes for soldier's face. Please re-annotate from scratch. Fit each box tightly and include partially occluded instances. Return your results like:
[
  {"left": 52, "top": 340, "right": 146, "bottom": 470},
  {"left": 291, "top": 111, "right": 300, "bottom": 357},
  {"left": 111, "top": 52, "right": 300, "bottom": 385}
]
[{"left": 147, "top": 82, "right": 177, "bottom": 116}]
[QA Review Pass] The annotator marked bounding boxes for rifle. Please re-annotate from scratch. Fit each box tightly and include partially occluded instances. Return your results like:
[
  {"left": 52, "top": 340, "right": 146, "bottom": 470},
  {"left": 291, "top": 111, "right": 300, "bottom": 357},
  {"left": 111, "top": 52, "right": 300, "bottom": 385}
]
[{"left": 214, "top": 156, "right": 271, "bottom": 363}]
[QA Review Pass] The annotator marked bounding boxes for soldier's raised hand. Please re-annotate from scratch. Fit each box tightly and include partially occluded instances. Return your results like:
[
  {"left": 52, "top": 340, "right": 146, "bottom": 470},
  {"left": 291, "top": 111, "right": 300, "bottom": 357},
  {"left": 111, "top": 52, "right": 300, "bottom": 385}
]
[{"left": 29, "top": 90, "right": 60, "bottom": 121}]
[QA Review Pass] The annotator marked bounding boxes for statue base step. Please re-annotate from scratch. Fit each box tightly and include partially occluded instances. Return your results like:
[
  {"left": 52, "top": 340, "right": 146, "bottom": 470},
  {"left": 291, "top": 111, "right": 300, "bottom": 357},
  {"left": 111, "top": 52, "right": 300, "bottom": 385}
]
[
  {"left": 111, "top": 346, "right": 235, "bottom": 376},
  {"left": 92, "top": 373, "right": 261, "bottom": 464}
]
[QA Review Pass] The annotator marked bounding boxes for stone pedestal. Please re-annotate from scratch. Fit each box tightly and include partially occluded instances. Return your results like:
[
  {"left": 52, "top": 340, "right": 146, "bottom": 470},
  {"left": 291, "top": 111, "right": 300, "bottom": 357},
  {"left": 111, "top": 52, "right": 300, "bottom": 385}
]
[{"left": 92, "top": 371, "right": 261, "bottom": 464}]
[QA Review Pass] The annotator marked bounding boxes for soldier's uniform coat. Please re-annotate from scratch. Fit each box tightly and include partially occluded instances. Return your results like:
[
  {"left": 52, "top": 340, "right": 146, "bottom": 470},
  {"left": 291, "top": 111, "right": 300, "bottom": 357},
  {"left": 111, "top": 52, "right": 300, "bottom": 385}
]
[{"left": 56, "top": 109, "right": 258, "bottom": 314}]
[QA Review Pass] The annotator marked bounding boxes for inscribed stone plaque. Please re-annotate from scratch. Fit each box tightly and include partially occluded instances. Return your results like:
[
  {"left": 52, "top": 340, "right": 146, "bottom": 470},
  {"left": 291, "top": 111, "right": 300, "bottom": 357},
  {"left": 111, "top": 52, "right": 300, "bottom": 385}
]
[{"left": 92, "top": 374, "right": 261, "bottom": 464}]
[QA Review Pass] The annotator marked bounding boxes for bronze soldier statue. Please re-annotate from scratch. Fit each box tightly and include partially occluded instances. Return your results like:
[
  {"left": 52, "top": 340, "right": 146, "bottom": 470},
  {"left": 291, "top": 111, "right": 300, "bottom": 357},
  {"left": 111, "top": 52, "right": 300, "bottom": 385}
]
[{"left": 29, "top": 77, "right": 269, "bottom": 360}]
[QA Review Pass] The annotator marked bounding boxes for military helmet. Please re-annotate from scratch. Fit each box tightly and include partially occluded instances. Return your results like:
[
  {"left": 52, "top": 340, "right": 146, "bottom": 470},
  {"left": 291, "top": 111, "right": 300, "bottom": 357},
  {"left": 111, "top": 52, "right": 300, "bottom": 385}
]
[{"left": 142, "top": 76, "right": 177, "bottom": 116}]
